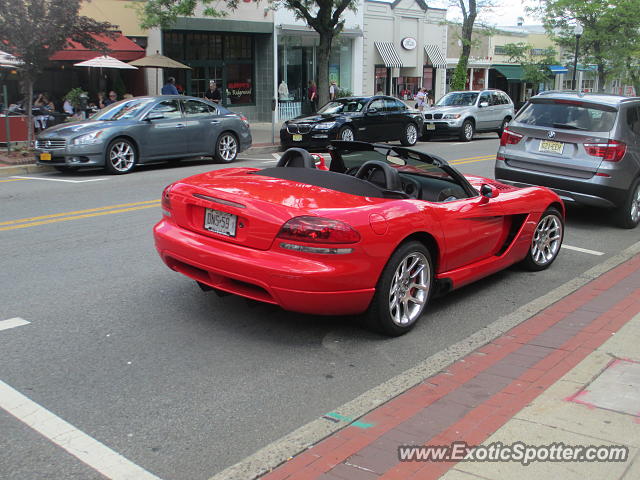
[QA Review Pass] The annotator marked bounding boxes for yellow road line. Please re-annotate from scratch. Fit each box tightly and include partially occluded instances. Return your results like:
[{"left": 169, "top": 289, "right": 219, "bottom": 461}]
[
  {"left": 0, "top": 200, "right": 161, "bottom": 227},
  {"left": 0, "top": 178, "right": 28, "bottom": 183},
  {"left": 451, "top": 156, "right": 496, "bottom": 166},
  {"left": 0, "top": 204, "right": 160, "bottom": 232},
  {"left": 448, "top": 154, "right": 495, "bottom": 163}
]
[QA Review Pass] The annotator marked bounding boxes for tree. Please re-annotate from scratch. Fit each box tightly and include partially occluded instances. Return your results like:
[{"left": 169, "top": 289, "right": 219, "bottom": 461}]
[
  {"left": 0, "top": 0, "right": 115, "bottom": 144},
  {"left": 138, "top": 0, "right": 357, "bottom": 107},
  {"left": 534, "top": 0, "right": 640, "bottom": 92},
  {"left": 502, "top": 42, "right": 557, "bottom": 92}
]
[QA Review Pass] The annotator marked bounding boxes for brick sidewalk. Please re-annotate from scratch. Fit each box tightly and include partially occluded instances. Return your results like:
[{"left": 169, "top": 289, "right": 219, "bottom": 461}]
[{"left": 260, "top": 254, "right": 640, "bottom": 480}]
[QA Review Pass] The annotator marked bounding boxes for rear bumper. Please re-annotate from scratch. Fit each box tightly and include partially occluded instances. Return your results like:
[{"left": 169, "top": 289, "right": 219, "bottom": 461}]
[{"left": 153, "top": 219, "right": 375, "bottom": 315}]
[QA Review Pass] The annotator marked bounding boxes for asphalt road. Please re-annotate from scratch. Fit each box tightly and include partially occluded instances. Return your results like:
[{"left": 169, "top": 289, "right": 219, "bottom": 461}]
[{"left": 1, "top": 135, "right": 637, "bottom": 480}]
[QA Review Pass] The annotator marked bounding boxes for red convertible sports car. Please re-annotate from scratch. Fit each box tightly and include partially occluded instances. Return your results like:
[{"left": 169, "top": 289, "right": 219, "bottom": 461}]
[{"left": 154, "top": 141, "right": 564, "bottom": 336}]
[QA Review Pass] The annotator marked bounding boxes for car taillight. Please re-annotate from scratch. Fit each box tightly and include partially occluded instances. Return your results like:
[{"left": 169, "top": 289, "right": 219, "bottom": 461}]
[
  {"left": 239, "top": 114, "right": 249, "bottom": 127},
  {"left": 584, "top": 140, "right": 626, "bottom": 162},
  {"left": 277, "top": 216, "right": 360, "bottom": 244},
  {"left": 500, "top": 128, "right": 523, "bottom": 146},
  {"left": 161, "top": 184, "right": 173, "bottom": 216}
]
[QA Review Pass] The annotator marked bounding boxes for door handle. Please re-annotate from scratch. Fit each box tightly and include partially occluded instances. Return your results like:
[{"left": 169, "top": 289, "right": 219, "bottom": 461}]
[
  {"left": 176, "top": 123, "right": 185, "bottom": 128},
  {"left": 210, "top": 120, "right": 220, "bottom": 124}
]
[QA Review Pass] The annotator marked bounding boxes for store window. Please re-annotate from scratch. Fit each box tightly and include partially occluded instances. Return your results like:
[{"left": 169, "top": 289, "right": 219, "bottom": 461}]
[
  {"left": 226, "top": 64, "right": 253, "bottom": 105},
  {"left": 375, "top": 66, "right": 388, "bottom": 95},
  {"left": 227, "top": 35, "right": 252, "bottom": 59}
]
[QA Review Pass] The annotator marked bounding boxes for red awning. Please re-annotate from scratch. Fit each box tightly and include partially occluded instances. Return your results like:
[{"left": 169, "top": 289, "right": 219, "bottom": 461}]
[{"left": 49, "top": 32, "right": 145, "bottom": 62}]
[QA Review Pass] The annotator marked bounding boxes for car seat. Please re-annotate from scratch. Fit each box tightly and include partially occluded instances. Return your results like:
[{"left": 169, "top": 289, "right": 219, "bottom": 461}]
[{"left": 277, "top": 148, "right": 317, "bottom": 168}]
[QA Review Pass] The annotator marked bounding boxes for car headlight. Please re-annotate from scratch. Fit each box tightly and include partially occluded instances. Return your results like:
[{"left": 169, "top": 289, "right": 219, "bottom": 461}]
[
  {"left": 72, "top": 130, "right": 105, "bottom": 145},
  {"left": 314, "top": 122, "right": 336, "bottom": 130},
  {"left": 443, "top": 114, "right": 461, "bottom": 119}
]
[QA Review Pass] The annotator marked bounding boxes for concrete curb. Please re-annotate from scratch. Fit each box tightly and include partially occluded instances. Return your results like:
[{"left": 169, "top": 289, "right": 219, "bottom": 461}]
[
  {"left": 0, "top": 164, "right": 55, "bottom": 177},
  {"left": 246, "top": 144, "right": 283, "bottom": 155},
  {"left": 208, "top": 239, "right": 640, "bottom": 480}
]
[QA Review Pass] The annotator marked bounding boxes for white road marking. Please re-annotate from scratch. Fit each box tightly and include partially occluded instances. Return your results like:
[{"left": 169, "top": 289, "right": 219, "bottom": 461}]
[
  {"left": 0, "top": 380, "right": 162, "bottom": 480},
  {"left": 271, "top": 153, "right": 281, "bottom": 160},
  {"left": 0, "top": 317, "right": 30, "bottom": 331},
  {"left": 562, "top": 244, "right": 605, "bottom": 256},
  {"left": 237, "top": 157, "right": 278, "bottom": 161},
  {"left": 10, "top": 176, "right": 107, "bottom": 184}
]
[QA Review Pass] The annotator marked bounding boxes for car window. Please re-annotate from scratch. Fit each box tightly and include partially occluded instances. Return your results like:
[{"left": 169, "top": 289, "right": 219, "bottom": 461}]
[
  {"left": 626, "top": 105, "right": 640, "bottom": 135},
  {"left": 149, "top": 100, "right": 182, "bottom": 119},
  {"left": 479, "top": 93, "right": 491, "bottom": 105},
  {"left": 317, "top": 99, "right": 367, "bottom": 114},
  {"left": 91, "top": 98, "right": 154, "bottom": 121},
  {"left": 436, "top": 92, "right": 479, "bottom": 107},
  {"left": 369, "top": 99, "right": 385, "bottom": 111},
  {"left": 516, "top": 100, "right": 617, "bottom": 132},
  {"left": 384, "top": 99, "right": 399, "bottom": 111},
  {"left": 501, "top": 93, "right": 512, "bottom": 105},
  {"left": 490, "top": 93, "right": 501, "bottom": 106},
  {"left": 184, "top": 99, "right": 216, "bottom": 116}
]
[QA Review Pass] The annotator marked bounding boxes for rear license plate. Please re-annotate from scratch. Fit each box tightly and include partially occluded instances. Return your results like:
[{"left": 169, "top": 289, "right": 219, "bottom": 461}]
[
  {"left": 426, "top": 124, "right": 436, "bottom": 130},
  {"left": 40, "top": 152, "right": 52, "bottom": 161},
  {"left": 204, "top": 208, "right": 237, "bottom": 237},
  {"left": 539, "top": 140, "right": 564, "bottom": 154},
  {"left": 292, "top": 134, "right": 302, "bottom": 141}
]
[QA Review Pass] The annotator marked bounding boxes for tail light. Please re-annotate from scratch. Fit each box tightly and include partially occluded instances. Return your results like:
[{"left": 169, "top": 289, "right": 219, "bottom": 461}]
[
  {"left": 584, "top": 140, "right": 626, "bottom": 162},
  {"left": 277, "top": 216, "right": 360, "bottom": 244},
  {"left": 239, "top": 114, "right": 249, "bottom": 128},
  {"left": 500, "top": 128, "right": 523, "bottom": 146},
  {"left": 161, "top": 184, "right": 174, "bottom": 217}
]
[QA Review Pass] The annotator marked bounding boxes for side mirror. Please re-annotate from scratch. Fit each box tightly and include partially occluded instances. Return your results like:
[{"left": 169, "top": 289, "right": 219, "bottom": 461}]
[
  {"left": 367, "top": 107, "right": 378, "bottom": 114},
  {"left": 480, "top": 183, "right": 499, "bottom": 200},
  {"left": 145, "top": 112, "right": 165, "bottom": 121},
  {"left": 479, "top": 101, "right": 489, "bottom": 108}
]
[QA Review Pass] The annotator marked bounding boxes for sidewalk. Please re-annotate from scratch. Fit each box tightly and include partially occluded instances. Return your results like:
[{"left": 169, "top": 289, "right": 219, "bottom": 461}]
[{"left": 258, "top": 253, "right": 640, "bottom": 480}]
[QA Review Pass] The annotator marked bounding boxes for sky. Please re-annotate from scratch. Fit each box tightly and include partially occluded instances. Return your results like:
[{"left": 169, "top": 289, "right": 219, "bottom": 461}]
[{"left": 429, "top": 0, "right": 543, "bottom": 27}]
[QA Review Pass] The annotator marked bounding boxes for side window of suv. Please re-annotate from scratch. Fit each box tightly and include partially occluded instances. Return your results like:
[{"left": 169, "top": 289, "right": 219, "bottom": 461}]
[
  {"left": 500, "top": 93, "right": 511, "bottom": 105},
  {"left": 479, "top": 92, "right": 491, "bottom": 106},
  {"left": 490, "top": 93, "right": 501, "bottom": 106},
  {"left": 626, "top": 105, "right": 640, "bottom": 135}
]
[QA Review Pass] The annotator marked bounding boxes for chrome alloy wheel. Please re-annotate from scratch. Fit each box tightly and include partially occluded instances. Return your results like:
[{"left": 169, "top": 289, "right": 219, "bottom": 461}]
[
  {"left": 109, "top": 141, "right": 135, "bottom": 172},
  {"left": 531, "top": 214, "right": 563, "bottom": 266},
  {"left": 464, "top": 122, "right": 473, "bottom": 140},
  {"left": 218, "top": 134, "right": 238, "bottom": 162},
  {"left": 388, "top": 252, "right": 430, "bottom": 326},
  {"left": 406, "top": 124, "right": 417, "bottom": 144},
  {"left": 630, "top": 183, "right": 640, "bottom": 224},
  {"left": 340, "top": 128, "right": 354, "bottom": 141}
]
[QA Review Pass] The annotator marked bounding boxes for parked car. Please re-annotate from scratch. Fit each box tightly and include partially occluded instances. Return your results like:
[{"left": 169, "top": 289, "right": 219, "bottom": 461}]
[
  {"left": 154, "top": 141, "right": 564, "bottom": 337},
  {"left": 35, "top": 95, "right": 252, "bottom": 174},
  {"left": 280, "top": 96, "right": 424, "bottom": 149},
  {"left": 423, "top": 89, "right": 515, "bottom": 142},
  {"left": 495, "top": 92, "right": 640, "bottom": 229}
]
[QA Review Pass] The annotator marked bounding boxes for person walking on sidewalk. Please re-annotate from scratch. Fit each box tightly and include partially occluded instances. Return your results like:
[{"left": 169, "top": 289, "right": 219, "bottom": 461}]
[{"left": 308, "top": 80, "right": 318, "bottom": 112}]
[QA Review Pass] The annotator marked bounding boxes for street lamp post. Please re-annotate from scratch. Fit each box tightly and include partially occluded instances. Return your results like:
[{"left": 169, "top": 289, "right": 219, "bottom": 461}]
[{"left": 571, "top": 23, "right": 583, "bottom": 91}]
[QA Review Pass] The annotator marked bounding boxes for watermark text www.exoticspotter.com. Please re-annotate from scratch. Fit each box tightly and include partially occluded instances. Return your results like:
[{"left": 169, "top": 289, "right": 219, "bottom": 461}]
[{"left": 398, "top": 441, "right": 629, "bottom": 466}]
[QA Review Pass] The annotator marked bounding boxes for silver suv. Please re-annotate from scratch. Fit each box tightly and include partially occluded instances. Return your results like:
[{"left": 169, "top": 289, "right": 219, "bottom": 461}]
[
  {"left": 423, "top": 89, "right": 515, "bottom": 142},
  {"left": 495, "top": 92, "right": 640, "bottom": 229}
]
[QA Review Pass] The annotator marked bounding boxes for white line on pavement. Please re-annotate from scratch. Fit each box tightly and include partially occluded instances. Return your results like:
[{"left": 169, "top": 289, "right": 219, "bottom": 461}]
[
  {"left": 272, "top": 153, "right": 281, "bottom": 160},
  {"left": 10, "top": 176, "right": 108, "bottom": 184},
  {"left": 0, "top": 380, "right": 162, "bottom": 480},
  {"left": 562, "top": 244, "right": 605, "bottom": 256},
  {"left": 0, "top": 317, "right": 30, "bottom": 331}
]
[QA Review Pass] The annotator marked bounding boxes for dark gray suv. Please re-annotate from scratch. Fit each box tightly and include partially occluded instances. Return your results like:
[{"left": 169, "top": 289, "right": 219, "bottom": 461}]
[{"left": 495, "top": 92, "right": 640, "bottom": 228}]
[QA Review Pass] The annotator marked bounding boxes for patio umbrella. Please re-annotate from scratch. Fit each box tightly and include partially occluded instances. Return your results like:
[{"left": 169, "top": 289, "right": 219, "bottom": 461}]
[
  {"left": 0, "top": 50, "right": 22, "bottom": 69},
  {"left": 128, "top": 52, "right": 191, "bottom": 94},
  {"left": 74, "top": 55, "right": 138, "bottom": 69}
]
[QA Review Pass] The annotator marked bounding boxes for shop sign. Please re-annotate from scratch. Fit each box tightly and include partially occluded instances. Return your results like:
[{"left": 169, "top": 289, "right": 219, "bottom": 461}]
[{"left": 401, "top": 37, "right": 417, "bottom": 50}]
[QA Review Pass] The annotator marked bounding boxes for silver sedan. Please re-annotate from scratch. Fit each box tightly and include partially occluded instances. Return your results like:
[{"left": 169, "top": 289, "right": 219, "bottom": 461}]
[{"left": 35, "top": 95, "right": 252, "bottom": 174}]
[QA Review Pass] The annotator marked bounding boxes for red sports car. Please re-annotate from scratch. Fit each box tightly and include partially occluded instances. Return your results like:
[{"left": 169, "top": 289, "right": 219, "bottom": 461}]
[{"left": 153, "top": 141, "right": 564, "bottom": 336}]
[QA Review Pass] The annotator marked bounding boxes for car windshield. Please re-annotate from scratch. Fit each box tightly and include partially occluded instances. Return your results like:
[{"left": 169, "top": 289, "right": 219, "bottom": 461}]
[
  {"left": 317, "top": 99, "right": 367, "bottom": 114},
  {"left": 516, "top": 99, "right": 617, "bottom": 132},
  {"left": 90, "top": 98, "right": 154, "bottom": 121},
  {"left": 436, "top": 92, "right": 479, "bottom": 107}
]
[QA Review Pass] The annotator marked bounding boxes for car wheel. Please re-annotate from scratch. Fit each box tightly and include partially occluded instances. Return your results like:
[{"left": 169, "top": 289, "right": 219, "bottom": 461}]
[
  {"left": 498, "top": 117, "right": 511, "bottom": 137},
  {"left": 105, "top": 138, "right": 137, "bottom": 174},
  {"left": 338, "top": 126, "right": 355, "bottom": 142},
  {"left": 459, "top": 119, "right": 474, "bottom": 142},
  {"left": 214, "top": 132, "right": 238, "bottom": 163},
  {"left": 400, "top": 123, "right": 418, "bottom": 146},
  {"left": 53, "top": 166, "right": 79, "bottom": 173},
  {"left": 365, "top": 241, "right": 433, "bottom": 336},
  {"left": 521, "top": 207, "right": 564, "bottom": 271},
  {"left": 613, "top": 178, "right": 640, "bottom": 229}
]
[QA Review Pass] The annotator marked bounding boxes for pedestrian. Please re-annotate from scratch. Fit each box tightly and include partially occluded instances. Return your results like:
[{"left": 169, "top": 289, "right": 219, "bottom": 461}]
[
  {"left": 204, "top": 80, "right": 221, "bottom": 104},
  {"left": 329, "top": 81, "right": 337, "bottom": 101},
  {"left": 104, "top": 91, "right": 118, "bottom": 106},
  {"left": 415, "top": 88, "right": 427, "bottom": 112},
  {"left": 308, "top": 80, "right": 318, "bottom": 112},
  {"left": 96, "top": 91, "right": 106, "bottom": 109},
  {"left": 161, "top": 77, "right": 179, "bottom": 95}
]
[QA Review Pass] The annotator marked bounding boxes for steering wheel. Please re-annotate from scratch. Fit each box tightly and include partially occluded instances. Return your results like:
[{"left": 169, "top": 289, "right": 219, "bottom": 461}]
[{"left": 354, "top": 160, "right": 402, "bottom": 192}]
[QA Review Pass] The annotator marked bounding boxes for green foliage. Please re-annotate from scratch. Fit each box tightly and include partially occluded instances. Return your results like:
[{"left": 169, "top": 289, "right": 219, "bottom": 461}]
[
  {"left": 337, "top": 87, "right": 352, "bottom": 97},
  {"left": 113, "top": 73, "right": 126, "bottom": 98},
  {"left": 502, "top": 42, "right": 557, "bottom": 86},
  {"left": 451, "top": 58, "right": 468, "bottom": 91},
  {"left": 64, "top": 87, "right": 88, "bottom": 109}
]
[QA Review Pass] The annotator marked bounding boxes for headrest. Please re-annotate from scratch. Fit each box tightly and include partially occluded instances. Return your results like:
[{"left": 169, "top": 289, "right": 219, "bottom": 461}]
[{"left": 277, "top": 148, "right": 316, "bottom": 168}]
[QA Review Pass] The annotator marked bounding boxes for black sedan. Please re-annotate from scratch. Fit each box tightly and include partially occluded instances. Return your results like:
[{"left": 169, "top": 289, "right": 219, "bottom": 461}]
[{"left": 280, "top": 96, "right": 423, "bottom": 149}]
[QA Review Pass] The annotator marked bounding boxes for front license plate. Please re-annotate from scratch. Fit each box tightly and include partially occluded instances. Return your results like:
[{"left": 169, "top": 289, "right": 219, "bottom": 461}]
[
  {"left": 40, "top": 152, "right": 52, "bottom": 161},
  {"left": 204, "top": 208, "right": 237, "bottom": 237},
  {"left": 539, "top": 140, "right": 564, "bottom": 154},
  {"left": 292, "top": 134, "right": 303, "bottom": 141},
  {"left": 426, "top": 124, "right": 436, "bottom": 130}
]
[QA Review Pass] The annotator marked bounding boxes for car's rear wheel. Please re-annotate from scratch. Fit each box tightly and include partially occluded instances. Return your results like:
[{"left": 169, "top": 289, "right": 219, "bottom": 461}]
[
  {"left": 338, "top": 126, "right": 354, "bottom": 142},
  {"left": 400, "top": 123, "right": 418, "bottom": 146},
  {"left": 521, "top": 207, "right": 564, "bottom": 271},
  {"left": 498, "top": 117, "right": 511, "bottom": 137},
  {"left": 459, "top": 120, "right": 474, "bottom": 142},
  {"left": 105, "top": 138, "right": 137, "bottom": 174},
  {"left": 614, "top": 178, "right": 640, "bottom": 229},
  {"left": 365, "top": 241, "right": 433, "bottom": 336},
  {"left": 214, "top": 132, "right": 238, "bottom": 163}
]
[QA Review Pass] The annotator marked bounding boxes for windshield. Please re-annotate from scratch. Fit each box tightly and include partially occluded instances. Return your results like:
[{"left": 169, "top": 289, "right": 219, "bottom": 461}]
[
  {"left": 516, "top": 100, "right": 617, "bottom": 131},
  {"left": 317, "top": 99, "right": 367, "bottom": 114},
  {"left": 436, "top": 92, "right": 479, "bottom": 107},
  {"left": 90, "top": 98, "right": 154, "bottom": 121}
]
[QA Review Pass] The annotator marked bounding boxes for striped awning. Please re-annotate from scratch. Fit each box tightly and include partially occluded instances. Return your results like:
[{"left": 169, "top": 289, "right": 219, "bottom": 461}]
[
  {"left": 374, "top": 42, "right": 403, "bottom": 68},
  {"left": 424, "top": 44, "right": 447, "bottom": 68}
]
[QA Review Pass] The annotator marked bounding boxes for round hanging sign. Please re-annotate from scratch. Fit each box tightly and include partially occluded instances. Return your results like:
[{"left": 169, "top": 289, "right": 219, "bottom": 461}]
[{"left": 401, "top": 37, "right": 417, "bottom": 50}]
